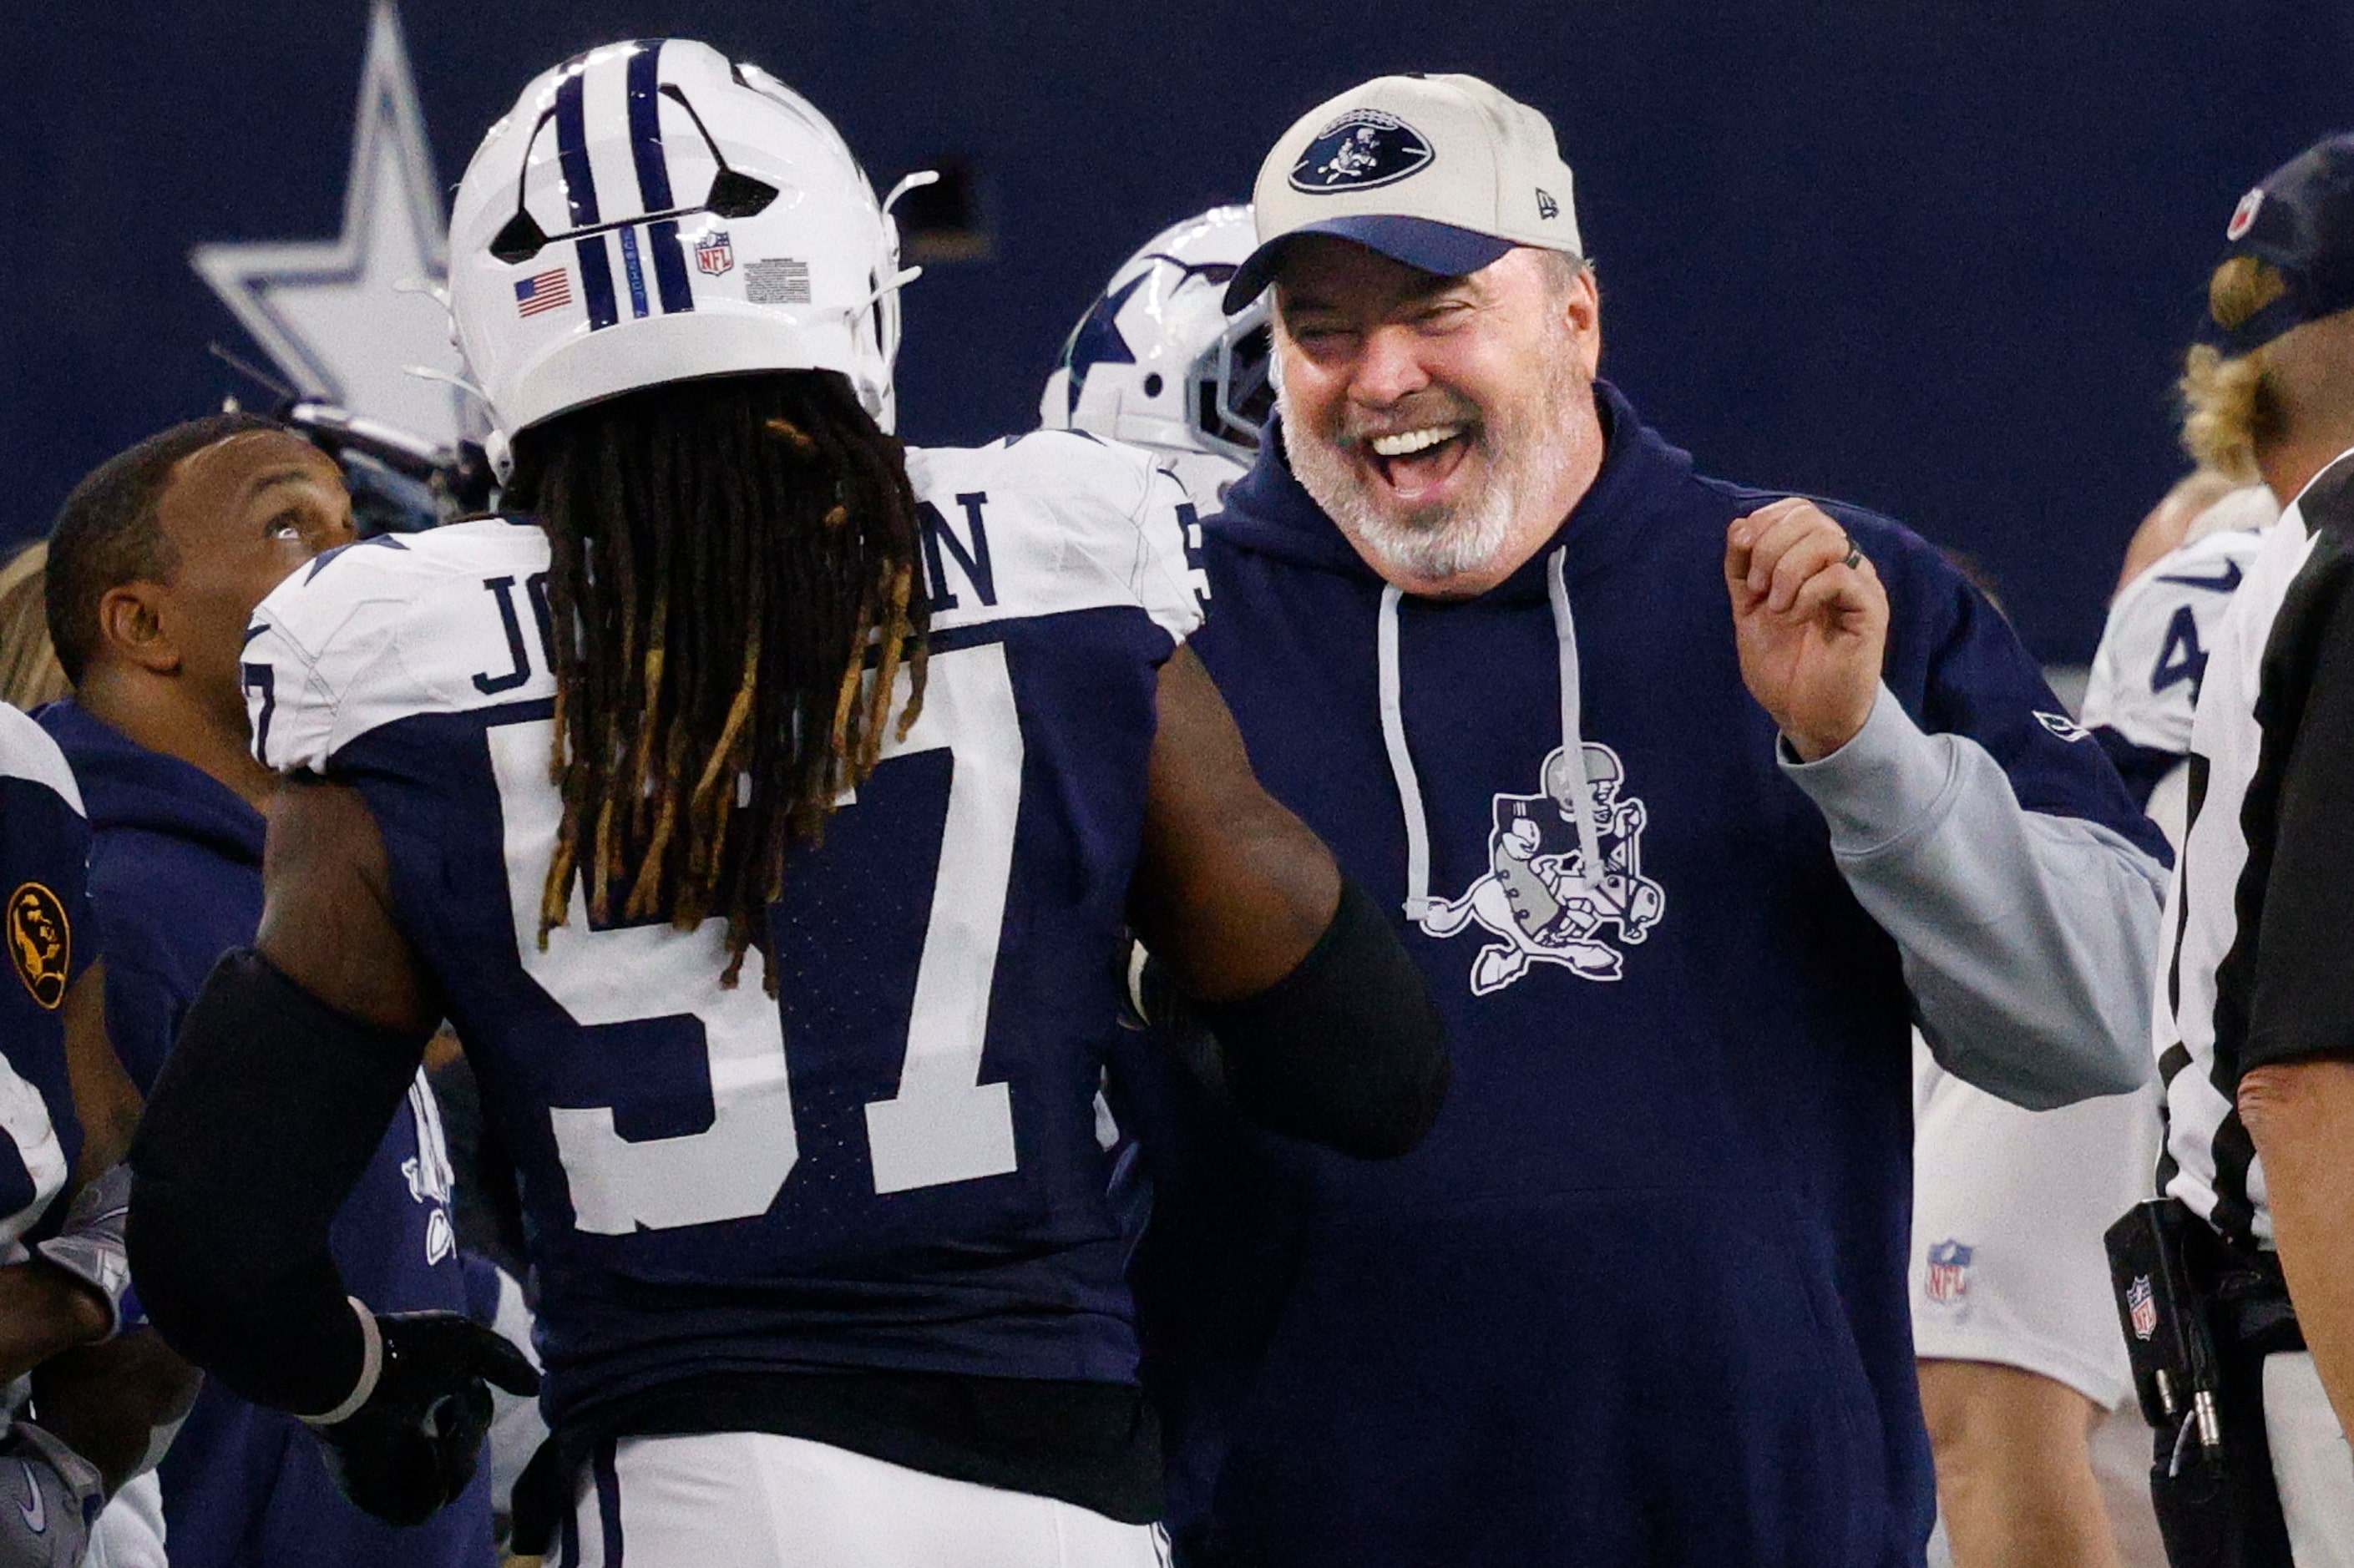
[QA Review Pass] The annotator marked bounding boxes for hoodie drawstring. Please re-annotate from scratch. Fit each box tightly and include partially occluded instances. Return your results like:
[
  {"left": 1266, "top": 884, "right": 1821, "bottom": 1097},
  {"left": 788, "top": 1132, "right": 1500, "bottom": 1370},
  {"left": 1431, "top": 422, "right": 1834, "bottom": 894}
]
[
  {"left": 1378, "top": 546, "right": 1599, "bottom": 925},
  {"left": 1545, "top": 547, "right": 1604, "bottom": 891},
  {"left": 1378, "top": 584, "right": 1435, "bottom": 923}
]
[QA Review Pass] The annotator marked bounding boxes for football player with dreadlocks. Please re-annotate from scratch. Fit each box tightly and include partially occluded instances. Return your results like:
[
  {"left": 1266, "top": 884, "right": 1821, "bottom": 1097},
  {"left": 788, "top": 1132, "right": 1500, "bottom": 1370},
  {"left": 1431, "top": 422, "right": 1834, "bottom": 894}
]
[{"left": 125, "top": 40, "right": 1446, "bottom": 1568}]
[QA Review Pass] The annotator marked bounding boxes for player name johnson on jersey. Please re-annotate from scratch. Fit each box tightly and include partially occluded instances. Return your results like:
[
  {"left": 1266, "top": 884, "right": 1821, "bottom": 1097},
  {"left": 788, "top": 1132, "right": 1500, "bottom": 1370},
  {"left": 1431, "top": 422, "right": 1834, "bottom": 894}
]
[
  {"left": 240, "top": 432, "right": 1203, "bottom": 1428},
  {"left": 2157, "top": 453, "right": 2354, "bottom": 1248}
]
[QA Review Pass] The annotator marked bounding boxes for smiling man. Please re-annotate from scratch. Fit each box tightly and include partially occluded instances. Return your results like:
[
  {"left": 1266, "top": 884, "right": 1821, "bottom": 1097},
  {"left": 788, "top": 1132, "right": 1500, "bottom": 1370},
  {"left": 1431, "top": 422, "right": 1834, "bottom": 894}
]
[{"left": 1119, "top": 74, "right": 2174, "bottom": 1565}]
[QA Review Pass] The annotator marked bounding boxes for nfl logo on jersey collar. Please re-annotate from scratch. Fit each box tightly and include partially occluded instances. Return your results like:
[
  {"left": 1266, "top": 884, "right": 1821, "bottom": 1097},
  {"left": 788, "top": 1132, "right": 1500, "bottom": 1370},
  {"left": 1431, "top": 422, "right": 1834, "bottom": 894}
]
[
  {"left": 1227, "top": 73, "right": 1585, "bottom": 313},
  {"left": 1925, "top": 1238, "right": 1973, "bottom": 1306}
]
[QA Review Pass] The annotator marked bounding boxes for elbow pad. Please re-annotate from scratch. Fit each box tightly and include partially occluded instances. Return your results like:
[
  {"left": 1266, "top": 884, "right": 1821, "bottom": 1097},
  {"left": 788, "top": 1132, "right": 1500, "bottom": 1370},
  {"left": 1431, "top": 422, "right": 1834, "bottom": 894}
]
[
  {"left": 1193, "top": 878, "right": 1450, "bottom": 1158},
  {"left": 129, "top": 950, "right": 428, "bottom": 1415}
]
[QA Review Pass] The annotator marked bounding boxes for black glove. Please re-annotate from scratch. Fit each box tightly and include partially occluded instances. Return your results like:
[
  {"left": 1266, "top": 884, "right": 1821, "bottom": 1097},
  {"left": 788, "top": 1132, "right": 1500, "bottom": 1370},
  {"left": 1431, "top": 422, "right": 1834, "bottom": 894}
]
[{"left": 306, "top": 1308, "right": 540, "bottom": 1526}]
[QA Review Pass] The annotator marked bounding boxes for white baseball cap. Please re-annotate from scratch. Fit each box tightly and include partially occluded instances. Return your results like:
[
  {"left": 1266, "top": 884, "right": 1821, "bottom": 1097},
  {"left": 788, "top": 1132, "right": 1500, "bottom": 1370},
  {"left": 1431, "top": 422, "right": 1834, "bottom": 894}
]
[{"left": 1224, "top": 73, "right": 1583, "bottom": 313}]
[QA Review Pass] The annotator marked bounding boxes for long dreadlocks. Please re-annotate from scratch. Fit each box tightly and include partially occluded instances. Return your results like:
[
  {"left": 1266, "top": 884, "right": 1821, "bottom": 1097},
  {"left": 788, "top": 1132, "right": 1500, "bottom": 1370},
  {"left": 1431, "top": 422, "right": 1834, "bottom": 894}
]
[{"left": 505, "top": 370, "right": 929, "bottom": 988}]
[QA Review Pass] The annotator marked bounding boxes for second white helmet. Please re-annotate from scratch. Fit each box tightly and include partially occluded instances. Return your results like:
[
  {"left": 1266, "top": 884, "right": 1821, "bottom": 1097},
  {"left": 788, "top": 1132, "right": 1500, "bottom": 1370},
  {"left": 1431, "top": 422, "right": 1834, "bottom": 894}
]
[
  {"left": 1040, "top": 205, "right": 1273, "bottom": 502},
  {"left": 449, "top": 39, "right": 915, "bottom": 446}
]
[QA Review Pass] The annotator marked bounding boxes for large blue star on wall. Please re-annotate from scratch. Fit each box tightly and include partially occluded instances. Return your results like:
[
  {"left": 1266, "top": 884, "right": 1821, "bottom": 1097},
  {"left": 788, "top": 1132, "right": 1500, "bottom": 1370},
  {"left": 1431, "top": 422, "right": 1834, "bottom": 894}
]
[{"left": 190, "top": 2, "right": 473, "bottom": 446}]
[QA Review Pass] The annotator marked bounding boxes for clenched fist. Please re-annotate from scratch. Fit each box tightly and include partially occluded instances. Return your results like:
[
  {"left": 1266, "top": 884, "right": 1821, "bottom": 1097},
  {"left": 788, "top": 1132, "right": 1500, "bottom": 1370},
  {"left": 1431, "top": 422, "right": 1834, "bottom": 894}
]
[{"left": 1724, "top": 498, "right": 1888, "bottom": 762}]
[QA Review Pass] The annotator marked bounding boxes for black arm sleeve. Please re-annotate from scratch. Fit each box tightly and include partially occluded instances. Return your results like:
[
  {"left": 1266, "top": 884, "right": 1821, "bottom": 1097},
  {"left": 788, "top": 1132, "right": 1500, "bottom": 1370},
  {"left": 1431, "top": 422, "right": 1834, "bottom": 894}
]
[
  {"left": 1189, "top": 877, "right": 1449, "bottom": 1158},
  {"left": 128, "top": 949, "right": 429, "bottom": 1415}
]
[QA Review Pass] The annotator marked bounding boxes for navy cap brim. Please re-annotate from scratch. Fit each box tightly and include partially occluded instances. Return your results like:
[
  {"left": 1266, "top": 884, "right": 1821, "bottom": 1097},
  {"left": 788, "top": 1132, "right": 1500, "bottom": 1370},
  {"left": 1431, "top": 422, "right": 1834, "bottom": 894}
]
[{"left": 1223, "top": 216, "right": 1517, "bottom": 314}]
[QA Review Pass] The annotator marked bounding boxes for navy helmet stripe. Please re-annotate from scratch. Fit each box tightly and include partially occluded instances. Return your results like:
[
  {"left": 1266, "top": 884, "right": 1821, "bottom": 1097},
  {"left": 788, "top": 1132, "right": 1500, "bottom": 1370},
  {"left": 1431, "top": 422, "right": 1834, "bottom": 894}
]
[
  {"left": 647, "top": 219, "right": 694, "bottom": 313},
  {"left": 623, "top": 44, "right": 676, "bottom": 210},
  {"left": 575, "top": 235, "right": 620, "bottom": 330},
  {"left": 624, "top": 45, "right": 696, "bottom": 315},
  {"left": 553, "top": 67, "right": 600, "bottom": 225}
]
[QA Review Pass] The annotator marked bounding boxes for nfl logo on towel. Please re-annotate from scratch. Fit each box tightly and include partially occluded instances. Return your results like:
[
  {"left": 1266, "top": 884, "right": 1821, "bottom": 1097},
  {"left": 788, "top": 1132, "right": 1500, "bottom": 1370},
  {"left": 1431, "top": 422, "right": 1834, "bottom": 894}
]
[
  {"left": 514, "top": 267, "right": 572, "bottom": 318},
  {"left": 696, "top": 230, "right": 735, "bottom": 276},
  {"left": 2128, "top": 1275, "right": 2158, "bottom": 1341},
  {"left": 1925, "top": 1239, "right": 1972, "bottom": 1305}
]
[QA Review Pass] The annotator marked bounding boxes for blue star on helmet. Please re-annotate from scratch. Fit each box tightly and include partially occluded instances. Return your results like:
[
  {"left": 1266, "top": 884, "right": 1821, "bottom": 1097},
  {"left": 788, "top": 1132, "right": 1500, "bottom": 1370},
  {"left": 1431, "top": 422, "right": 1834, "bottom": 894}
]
[{"left": 1060, "top": 271, "right": 1147, "bottom": 419}]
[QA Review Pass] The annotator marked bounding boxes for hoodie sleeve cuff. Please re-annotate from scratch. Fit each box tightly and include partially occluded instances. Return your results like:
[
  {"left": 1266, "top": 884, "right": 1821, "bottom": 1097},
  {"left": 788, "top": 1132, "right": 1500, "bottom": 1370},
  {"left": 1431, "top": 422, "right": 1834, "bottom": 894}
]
[{"left": 1777, "top": 684, "right": 1958, "bottom": 856}]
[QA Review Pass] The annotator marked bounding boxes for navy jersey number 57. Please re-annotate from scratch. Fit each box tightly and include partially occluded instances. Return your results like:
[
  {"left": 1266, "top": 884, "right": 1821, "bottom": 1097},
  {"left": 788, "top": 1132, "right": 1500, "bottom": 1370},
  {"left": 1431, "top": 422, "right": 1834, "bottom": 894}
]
[{"left": 487, "top": 642, "right": 1023, "bottom": 1230}]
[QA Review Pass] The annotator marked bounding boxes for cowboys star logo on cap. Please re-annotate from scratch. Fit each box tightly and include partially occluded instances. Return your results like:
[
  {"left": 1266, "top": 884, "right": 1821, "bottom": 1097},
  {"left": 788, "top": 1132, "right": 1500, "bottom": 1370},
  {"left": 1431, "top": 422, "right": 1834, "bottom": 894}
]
[
  {"left": 8, "top": 882, "right": 69, "bottom": 1010},
  {"left": 1289, "top": 109, "right": 1435, "bottom": 195},
  {"left": 2227, "top": 186, "right": 2265, "bottom": 241}
]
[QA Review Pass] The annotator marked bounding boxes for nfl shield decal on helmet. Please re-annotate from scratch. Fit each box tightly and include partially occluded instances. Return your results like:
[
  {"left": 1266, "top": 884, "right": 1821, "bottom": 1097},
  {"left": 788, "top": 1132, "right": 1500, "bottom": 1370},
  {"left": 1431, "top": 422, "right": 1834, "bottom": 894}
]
[
  {"left": 696, "top": 230, "right": 735, "bottom": 276},
  {"left": 1926, "top": 1239, "right": 1973, "bottom": 1305},
  {"left": 1289, "top": 109, "right": 1435, "bottom": 194},
  {"left": 2128, "top": 1275, "right": 2158, "bottom": 1340}
]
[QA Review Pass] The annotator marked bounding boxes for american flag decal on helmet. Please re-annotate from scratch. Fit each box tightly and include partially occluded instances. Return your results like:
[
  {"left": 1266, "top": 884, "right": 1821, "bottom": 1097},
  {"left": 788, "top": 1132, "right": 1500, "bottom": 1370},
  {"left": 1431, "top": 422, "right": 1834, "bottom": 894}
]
[{"left": 515, "top": 267, "right": 573, "bottom": 317}]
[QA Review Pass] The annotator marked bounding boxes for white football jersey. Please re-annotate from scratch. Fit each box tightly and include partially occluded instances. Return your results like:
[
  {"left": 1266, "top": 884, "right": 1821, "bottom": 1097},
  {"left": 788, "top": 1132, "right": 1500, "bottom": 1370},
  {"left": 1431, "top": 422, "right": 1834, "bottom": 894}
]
[
  {"left": 246, "top": 432, "right": 1207, "bottom": 775},
  {"left": 2083, "top": 513, "right": 2270, "bottom": 847},
  {"left": 2083, "top": 519, "right": 2270, "bottom": 757}
]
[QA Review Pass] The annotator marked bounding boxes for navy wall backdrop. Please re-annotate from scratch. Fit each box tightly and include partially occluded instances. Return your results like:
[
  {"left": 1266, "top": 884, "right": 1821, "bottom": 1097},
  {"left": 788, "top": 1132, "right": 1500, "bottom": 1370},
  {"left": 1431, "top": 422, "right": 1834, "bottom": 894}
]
[{"left": 6, "top": 3, "right": 2349, "bottom": 660}]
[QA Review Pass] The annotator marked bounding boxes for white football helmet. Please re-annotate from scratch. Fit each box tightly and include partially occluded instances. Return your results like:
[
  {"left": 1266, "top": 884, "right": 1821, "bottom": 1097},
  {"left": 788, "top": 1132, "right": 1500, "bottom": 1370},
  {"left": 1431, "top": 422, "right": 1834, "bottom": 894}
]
[
  {"left": 448, "top": 39, "right": 916, "bottom": 451},
  {"left": 1040, "top": 205, "right": 1273, "bottom": 503}
]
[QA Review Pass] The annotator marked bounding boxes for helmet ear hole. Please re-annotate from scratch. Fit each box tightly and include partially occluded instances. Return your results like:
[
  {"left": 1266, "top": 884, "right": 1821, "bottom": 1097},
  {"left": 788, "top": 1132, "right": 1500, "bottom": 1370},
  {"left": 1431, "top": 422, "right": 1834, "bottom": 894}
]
[
  {"left": 707, "top": 169, "right": 779, "bottom": 219},
  {"left": 1142, "top": 373, "right": 1164, "bottom": 398},
  {"left": 490, "top": 210, "right": 549, "bottom": 266}
]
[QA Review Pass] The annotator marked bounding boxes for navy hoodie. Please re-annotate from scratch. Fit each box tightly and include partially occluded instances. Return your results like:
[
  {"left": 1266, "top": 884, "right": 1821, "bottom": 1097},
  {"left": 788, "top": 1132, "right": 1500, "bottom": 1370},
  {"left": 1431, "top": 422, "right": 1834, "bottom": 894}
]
[
  {"left": 38, "top": 699, "right": 492, "bottom": 1568},
  {"left": 1123, "top": 383, "right": 2167, "bottom": 1566}
]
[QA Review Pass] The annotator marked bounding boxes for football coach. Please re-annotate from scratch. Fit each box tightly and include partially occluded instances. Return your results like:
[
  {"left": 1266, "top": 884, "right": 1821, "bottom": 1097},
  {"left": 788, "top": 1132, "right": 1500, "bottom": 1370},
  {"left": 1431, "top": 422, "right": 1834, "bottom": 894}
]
[{"left": 1119, "top": 73, "right": 2170, "bottom": 1565}]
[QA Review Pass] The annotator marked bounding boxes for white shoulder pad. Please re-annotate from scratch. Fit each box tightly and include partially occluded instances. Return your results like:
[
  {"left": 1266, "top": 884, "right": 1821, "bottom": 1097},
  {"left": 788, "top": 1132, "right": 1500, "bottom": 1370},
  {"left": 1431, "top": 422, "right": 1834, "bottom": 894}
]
[
  {"left": 2082, "top": 525, "right": 2269, "bottom": 752},
  {"left": 904, "top": 432, "right": 1207, "bottom": 643},
  {"left": 0, "top": 707, "right": 82, "bottom": 817},
  {"left": 244, "top": 521, "right": 557, "bottom": 774}
]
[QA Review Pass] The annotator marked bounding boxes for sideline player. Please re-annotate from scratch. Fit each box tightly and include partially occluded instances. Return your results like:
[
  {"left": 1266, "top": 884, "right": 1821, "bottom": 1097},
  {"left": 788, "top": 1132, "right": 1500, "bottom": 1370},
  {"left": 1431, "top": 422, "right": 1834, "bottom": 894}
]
[
  {"left": 128, "top": 40, "right": 1446, "bottom": 1568},
  {"left": 1040, "top": 205, "right": 1273, "bottom": 507},
  {"left": 41, "top": 410, "right": 502, "bottom": 1568},
  {"left": 0, "top": 704, "right": 187, "bottom": 1565},
  {"left": 2085, "top": 475, "right": 2276, "bottom": 839},
  {"left": 1911, "top": 472, "right": 2270, "bottom": 1568}
]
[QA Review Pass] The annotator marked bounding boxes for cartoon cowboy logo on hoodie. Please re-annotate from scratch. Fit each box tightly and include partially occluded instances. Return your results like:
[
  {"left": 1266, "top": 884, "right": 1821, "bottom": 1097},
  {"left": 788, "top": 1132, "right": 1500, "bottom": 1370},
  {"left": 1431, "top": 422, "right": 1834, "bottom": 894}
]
[{"left": 1419, "top": 742, "right": 1665, "bottom": 994}]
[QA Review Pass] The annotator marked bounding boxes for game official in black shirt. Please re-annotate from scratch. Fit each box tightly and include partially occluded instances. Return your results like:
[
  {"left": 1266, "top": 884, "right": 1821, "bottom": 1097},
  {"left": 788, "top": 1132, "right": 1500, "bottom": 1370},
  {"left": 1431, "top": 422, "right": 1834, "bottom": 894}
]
[{"left": 2144, "top": 134, "right": 2354, "bottom": 1561}]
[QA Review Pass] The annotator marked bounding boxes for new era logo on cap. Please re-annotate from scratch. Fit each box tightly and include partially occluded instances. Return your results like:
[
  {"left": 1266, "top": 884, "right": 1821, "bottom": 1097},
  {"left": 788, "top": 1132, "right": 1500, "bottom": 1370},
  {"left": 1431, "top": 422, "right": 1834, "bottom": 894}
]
[{"left": 1289, "top": 109, "right": 1435, "bottom": 194}]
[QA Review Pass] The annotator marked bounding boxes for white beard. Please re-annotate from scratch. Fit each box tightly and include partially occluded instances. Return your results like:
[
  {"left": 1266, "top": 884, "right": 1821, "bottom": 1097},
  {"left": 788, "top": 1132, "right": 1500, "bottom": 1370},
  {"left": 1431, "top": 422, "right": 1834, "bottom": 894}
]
[{"left": 1280, "top": 350, "right": 1584, "bottom": 589}]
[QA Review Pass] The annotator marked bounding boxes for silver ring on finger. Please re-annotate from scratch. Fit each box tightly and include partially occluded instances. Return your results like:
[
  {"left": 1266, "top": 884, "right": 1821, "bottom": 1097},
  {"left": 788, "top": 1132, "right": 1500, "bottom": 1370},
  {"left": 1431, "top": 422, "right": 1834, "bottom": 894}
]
[{"left": 1842, "top": 534, "right": 1865, "bottom": 571}]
